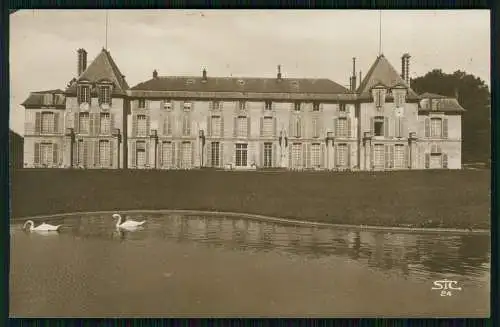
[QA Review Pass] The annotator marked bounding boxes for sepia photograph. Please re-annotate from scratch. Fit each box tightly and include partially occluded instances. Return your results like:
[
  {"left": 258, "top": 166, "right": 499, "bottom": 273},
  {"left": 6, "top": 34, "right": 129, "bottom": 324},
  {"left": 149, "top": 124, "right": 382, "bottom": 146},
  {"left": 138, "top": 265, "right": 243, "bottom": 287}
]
[{"left": 8, "top": 9, "right": 491, "bottom": 317}]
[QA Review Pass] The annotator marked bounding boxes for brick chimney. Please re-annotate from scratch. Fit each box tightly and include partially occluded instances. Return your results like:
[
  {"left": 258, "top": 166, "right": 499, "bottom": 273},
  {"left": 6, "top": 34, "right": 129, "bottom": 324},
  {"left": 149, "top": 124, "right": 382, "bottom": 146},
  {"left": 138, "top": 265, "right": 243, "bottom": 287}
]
[
  {"left": 77, "top": 48, "right": 87, "bottom": 77},
  {"left": 153, "top": 69, "right": 158, "bottom": 79},
  {"left": 401, "top": 53, "right": 411, "bottom": 87},
  {"left": 351, "top": 57, "right": 357, "bottom": 91},
  {"left": 202, "top": 68, "right": 207, "bottom": 82},
  {"left": 277, "top": 65, "right": 282, "bottom": 81}
]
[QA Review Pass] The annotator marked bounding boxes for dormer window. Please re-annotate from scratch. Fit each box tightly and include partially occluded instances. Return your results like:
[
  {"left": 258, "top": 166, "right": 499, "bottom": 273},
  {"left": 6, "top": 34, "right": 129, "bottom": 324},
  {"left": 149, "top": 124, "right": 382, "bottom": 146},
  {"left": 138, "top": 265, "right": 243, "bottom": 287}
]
[
  {"left": 211, "top": 100, "right": 221, "bottom": 111},
  {"left": 163, "top": 100, "right": 172, "bottom": 110},
  {"left": 265, "top": 101, "right": 272, "bottom": 110},
  {"left": 373, "top": 87, "right": 386, "bottom": 108},
  {"left": 294, "top": 102, "right": 301, "bottom": 111},
  {"left": 98, "top": 85, "right": 111, "bottom": 105},
  {"left": 394, "top": 89, "right": 406, "bottom": 108},
  {"left": 138, "top": 99, "right": 146, "bottom": 109},
  {"left": 313, "top": 102, "right": 320, "bottom": 111},
  {"left": 239, "top": 101, "right": 246, "bottom": 111},
  {"left": 77, "top": 85, "right": 90, "bottom": 104},
  {"left": 183, "top": 102, "right": 192, "bottom": 111}
]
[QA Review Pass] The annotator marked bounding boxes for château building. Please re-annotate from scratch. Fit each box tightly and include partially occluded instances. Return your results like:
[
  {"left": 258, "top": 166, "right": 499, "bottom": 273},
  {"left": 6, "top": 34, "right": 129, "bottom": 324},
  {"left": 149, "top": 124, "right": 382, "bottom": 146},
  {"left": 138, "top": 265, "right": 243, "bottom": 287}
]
[{"left": 21, "top": 48, "right": 465, "bottom": 170}]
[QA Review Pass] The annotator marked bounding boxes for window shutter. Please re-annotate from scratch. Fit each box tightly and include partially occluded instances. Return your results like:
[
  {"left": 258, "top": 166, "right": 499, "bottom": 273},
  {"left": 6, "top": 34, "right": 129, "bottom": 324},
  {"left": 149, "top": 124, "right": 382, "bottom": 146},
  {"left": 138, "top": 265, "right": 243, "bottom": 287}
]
[
  {"left": 272, "top": 143, "right": 277, "bottom": 167},
  {"left": 171, "top": 142, "right": 176, "bottom": 168},
  {"left": 145, "top": 141, "right": 150, "bottom": 168},
  {"left": 334, "top": 145, "right": 338, "bottom": 167},
  {"left": 395, "top": 118, "right": 400, "bottom": 138},
  {"left": 176, "top": 142, "right": 181, "bottom": 168},
  {"left": 425, "top": 153, "right": 430, "bottom": 169},
  {"left": 54, "top": 113, "right": 60, "bottom": 134},
  {"left": 442, "top": 153, "right": 448, "bottom": 168},
  {"left": 191, "top": 142, "right": 195, "bottom": 167},
  {"left": 207, "top": 142, "right": 212, "bottom": 167},
  {"left": 111, "top": 114, "right": 115, "bottom": 135},
  {"left": 131, "top": 141, "right": 136, "bottom": 168},
  {"left": 404, "top": 145, "right": 409, "bottom": 169},
  {"left": 247, "top": 117, "right": 251, "bottom": 138},
  {"left": 443, "top": 118, "right": 448, "bottom": 139},
  {"left": 35, "top": 112, "right": 41, "bottom": 134},
  {"left": 94, "top": 139, "right": 99, "bottom": 167},
  {"left": 321, "top": 143, "right": 325, "bottom": 168},
  {"left": 84, "top": 140, "right": 90, "bottom": 168},
  {"left": 347, "top": 118, "right": 352, "bottom": 138},
  {"left": 34, "top": 142, "right": 40, "bottom": 164},
  {"left": 132, "top": 115, "right": 138, "bottom": 137},
  {"left": 209, "top": 101, "right": 213, "bottom": 111},
  {"left": 302, "top": 143, "right": 307, "bottom": 168},
  {"left": 187, "top": 114, "right": 192, "bottom": 135},
  {"left": 370, "top": 117, "right": 375, "bottom": 135},
  {"left": 347, "top": 144, "right": 351, "bottom": 168},
  {"left": 333, "top": 118, "right": 337, "bottom": 137},
  {"left": 289, "top": 117, "right": 294, "bottom": 138},
  {"left": 288, "top": 144, "right": 292, "bottom": 169},
  {"left": 260, "top": 117, "right": 264, "bottom": 137},
  {"left": 52, "top": 143, "right": 58, "bottom": 166},
  {"left": 220, "top": 116, "right": 225, "bottom": 138},
  {"left": 306, "top": 143, "right": 311, "bottom": 168},
  {"left": 95, "top": 113, "right": 101, "bottom": 136},
  {"left": 384, "top": 117, "right": 389, "bottom": 137},
  {"left": 110, "top": 140, "right": 114, "bottom": 168},
  {"left": 73, "top": 141, "right": 78, "bottom": 166},
  {"left": 300, "top": 117, "right": 304, "bottom": 138},
  {"left": 74, "top": 113, "right": 80, "bottom": 133},
  {"left": 424, "top": 118, "right": 430, "bottom": 137},
  {"left": 384, "top": 144, "right": 390, "bottom": 169},
  {"left": 273, "top": 117, "right": 277, "bottom": 137},
  {"left": 220, "top": 142, "right": 224, "bottom": 167},
  {"left": 233, "top": 117, "right": 238, "bottom": 137},
  {"left": 390, "top": 145, "right": 395, "bottom": 168},
  {"left": 89, "top": 114, "right": 94, "bottom": 136},
  {"left": 207, "top": 116, "right": 212, "bottom": 137},
  {"left": 259, "top": 142, "right": 264, "bottom": 167},
  {"left": 146, "top": 115, "right": 151, "bottom": 136}
]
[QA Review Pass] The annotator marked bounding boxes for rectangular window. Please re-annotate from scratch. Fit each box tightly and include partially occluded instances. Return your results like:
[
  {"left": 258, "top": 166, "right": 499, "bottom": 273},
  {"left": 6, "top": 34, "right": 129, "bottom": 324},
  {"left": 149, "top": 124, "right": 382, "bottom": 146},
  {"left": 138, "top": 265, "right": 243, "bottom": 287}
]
[
  {"left": 265, "top": 101, "right": 272, "bottom": 110},
  {"left": 337, "top": 144, "right": 347, "bottom": 167},
  {"left": 181, "top": 142, "right": 192, "bottom": 168},
  {"left": 336, "top": 118, "right": 347, "bottom": 137},
  {"left": 263, "top": 117, "right": 273, "bottom": 137},
  {"left": 294, "top": 117, "right": 302, "bottom": 138},
  {"left": 430, "top": 154, "right": 442, "bottom": 169},
  {"left": 40, "top": 143, "right": 53, "bottom": 166},
  {"left": 136, "top": 141, "right": 146, "bottom": 168},
  {"left": 138, "top": 99, "right": 146, "bottom": 109},
  {"left": 235, "top": 143, "right": 248, "bottom": 167},
  {"left": 79, "top": 112, "right": 90, "bottom": 134},
  {"left": 99, "top": 86, "right": 111, "bottom": 105},
  {"left": 312, "top": 117, "right": 320, "bottom": 138},
  {"left": 264, "top": 142, "right": 272, "bottom": 168},
  {"left": 137, "top": 115, "right": 147, "bottom": 137},
  {"left": 78, "top": 85, "right": 90, "bottom": 104},
  {"left": 211, "top": 116, "right": 222, "bottom": 137},
  {"left": 100, "top": 113, "right": 110, "bottom": 134},
  {"left": 374, "top": 90, "right": 384, "bottom": 108},
  {"left": 238, "top": 116, "right": 248, "bottom": 137},
  {"left": 395, "top": 117, "right": 402, "bottom": 138},
  {"left": 394, "top": 144, "right": 405, "bottom": 168},
  {"left": 162, "top": 142, "right": 173, "bottom": 167},
  {"left": 182, "top": 114, "right": 191, "bottom": 136},
  {"left": 239, "top": 101, "right": 246, "bottom": 111},
  {"left": 394, "top": 92, "right": 404, "bottom": 107},
  {"left": 430, "top": 118, "right": 442, "bottom": 138},
  {"left": 373, "top": 144, "right": 384, "bottom": 168},
  {"left": 41, "top": 112, "right": 55, "bottom": 134},
  {"left": 212, "top": 101, "right": 220, "bottom": 111},
  {"left": 313, "top": 102, "right": 320, "bottom": 111},
  {"left": 374, "top": 117, "right": 384, "bottom": 137},
  {"left": 292, "top": 143, "right": 302, "bottom": 168},
  {"left": 339, "top": 103, "right": 346, "bottom": 112},
  {"left": 294, "top": 102, "right": 301, "bottom": 111},
  {"left": 211, "top": 142, "right": 220, "bottom": 167},
  {"left": 99, "top": 140, "right": 110, "bottom": 167},
  {"left": 77, "top": 140, "right": 85, "bottom": 166},
  {"left": 163, "top": 100, "right": 172, "bottom": 110},
  {"left": 311, "top": 143, "right": 321, "bottom": 167},
  {"left": 183, "top": 102, "right": 192, "bottom": 111}
]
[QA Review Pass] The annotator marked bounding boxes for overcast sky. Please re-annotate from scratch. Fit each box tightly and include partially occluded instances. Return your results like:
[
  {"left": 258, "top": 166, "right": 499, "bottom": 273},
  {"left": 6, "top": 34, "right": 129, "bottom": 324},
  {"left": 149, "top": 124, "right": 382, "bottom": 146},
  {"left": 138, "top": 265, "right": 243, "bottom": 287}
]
[{"left": 10, "top": 9, "right": 490, "bottom": 135}]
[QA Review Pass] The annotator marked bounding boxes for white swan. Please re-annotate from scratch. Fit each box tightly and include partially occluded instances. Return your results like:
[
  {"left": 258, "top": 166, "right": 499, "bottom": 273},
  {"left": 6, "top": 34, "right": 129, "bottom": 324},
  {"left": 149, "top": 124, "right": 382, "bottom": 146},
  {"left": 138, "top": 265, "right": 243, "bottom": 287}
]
[
  {"left": 112, "top": 213, "right": 146, "bottom": 230},
  {"left": 23, "top": 220, "right": 62, "bottom": 232}
]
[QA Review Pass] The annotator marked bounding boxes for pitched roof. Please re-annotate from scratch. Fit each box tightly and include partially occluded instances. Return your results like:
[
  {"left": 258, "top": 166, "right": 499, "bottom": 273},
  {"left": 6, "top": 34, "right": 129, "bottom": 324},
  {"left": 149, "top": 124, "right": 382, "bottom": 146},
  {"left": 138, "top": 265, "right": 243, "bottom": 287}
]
[
  {"left": 130, "top": 76, "right": 350, "bottom": 95},
  {"left": 419, "top": 92, "right": 447, "bottom": 99},
  {"left": 66, "top": 49, "right": 129, "bottom": 95},
  {"left": 419, "top": 97, "right": 465, "bottom": 113},
  {"left": 357, "top": 54, "right": 418, "bottom": 99},
  {"left": 21, "top": 89, "right": 66, "bottom": 108}
]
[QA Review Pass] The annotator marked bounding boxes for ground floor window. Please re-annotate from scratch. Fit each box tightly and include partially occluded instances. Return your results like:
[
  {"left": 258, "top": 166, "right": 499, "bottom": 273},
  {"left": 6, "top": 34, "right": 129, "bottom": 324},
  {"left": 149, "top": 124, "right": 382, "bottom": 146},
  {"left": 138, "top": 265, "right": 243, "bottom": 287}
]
[
  {"left": 263, "top": 142, "right": 272, "bottom": 168},
  {"left": 181, "top": 141, "right": 192, "bottom": 168},
  {"left": 77, "top": 140, "right": 86, "bottom": 167},
  {"left": 292, "top": 143, "right": 302, "bottom": 168},
  {"left": 373, "top": 144, "right": 384, "bottom": 169},
  {"left": 311, "top": 143, "right": 321, "bottom": 168},
  {"left": 136, "top": 141, "right": 146, "bottom": 168},
  {"left": 39, "top": 143, "right": 53, "bottom": 166},
  {"left": 99, "top": 140, "right": 110, "bottom": 167},
  {"left": 235, "top": 143, "right": 248, "bottom": 167},
  {"left": 394, "top": 144, "right": 405, "bottom": 168},
  {"left": 162, "top": 142, "right": 173, "bottom": 167},
  {"left": 211, "top": 142, "right": 220, "bottom": 167},
  {"left": 336, "top": 144, "right": 348, "bottom": 167},
  {"left": 430, "top": 154, "right": 442, "bottom": 169}
]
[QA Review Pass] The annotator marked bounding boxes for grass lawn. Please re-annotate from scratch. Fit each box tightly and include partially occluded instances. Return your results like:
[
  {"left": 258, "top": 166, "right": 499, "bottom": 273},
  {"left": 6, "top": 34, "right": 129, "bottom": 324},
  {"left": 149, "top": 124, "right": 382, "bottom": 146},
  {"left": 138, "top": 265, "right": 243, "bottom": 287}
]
[{"left": 10, "top": 168, "right": 491, "bottom": 230}]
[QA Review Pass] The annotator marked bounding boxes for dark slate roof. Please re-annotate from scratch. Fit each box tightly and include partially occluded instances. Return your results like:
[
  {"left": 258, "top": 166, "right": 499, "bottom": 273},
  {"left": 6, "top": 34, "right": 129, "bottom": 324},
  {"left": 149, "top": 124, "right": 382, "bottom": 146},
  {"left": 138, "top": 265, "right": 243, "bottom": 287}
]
[
  {"left": 130, "top": 76, "right": 350, "bottom": 95},
  {"left": 66, "top": 49, "right": 129, "bottom": 95},
  {"left": 419, "top": 92, "right": 447, "bottom": 99},
  {"left": 21, "top": 89, "right": 66, "bottom": 108},
  {"left": 357, "top": 54, "right": 418, "bottom": 99},
  {"left": 419, "top": 96, "right": 466, "bottom": 112}
]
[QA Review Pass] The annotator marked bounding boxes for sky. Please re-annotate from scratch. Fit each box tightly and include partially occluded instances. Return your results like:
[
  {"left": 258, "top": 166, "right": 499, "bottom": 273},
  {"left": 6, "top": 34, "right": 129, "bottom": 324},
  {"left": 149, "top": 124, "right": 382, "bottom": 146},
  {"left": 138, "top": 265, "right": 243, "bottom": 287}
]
[{"left": 9, "top": 9, "right": 490, "bottom": 135}]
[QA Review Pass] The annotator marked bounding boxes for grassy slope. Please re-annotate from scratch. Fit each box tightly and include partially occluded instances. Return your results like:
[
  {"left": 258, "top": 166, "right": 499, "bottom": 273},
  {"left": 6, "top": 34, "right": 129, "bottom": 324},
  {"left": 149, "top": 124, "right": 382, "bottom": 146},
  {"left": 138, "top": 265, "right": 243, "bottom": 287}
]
[{"left": 10, "top": 169, "right": 491, "bottom": 229}]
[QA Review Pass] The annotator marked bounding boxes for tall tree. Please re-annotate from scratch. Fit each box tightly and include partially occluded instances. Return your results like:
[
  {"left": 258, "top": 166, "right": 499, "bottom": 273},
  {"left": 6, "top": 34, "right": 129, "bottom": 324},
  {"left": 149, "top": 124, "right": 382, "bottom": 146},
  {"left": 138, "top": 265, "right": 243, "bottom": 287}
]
[{"left": 411, "top": 70, "right": 491, "bottom": 165}]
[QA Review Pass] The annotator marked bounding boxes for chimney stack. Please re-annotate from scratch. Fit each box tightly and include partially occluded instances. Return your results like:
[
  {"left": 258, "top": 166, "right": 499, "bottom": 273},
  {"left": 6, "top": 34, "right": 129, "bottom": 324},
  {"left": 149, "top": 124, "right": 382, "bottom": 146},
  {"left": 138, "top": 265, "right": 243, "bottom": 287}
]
[
  {"left": 351, "top": 57, "right": 357, "bottom": 91},
  {"left": 77, "top": 48, "right": 87, "bottom": 77},
  {"left": 152, "top": 69, "right": 158, "bottom": 79},
  {"left": 202, "top": 68, "right": 207, "bottom": 81},
  {"left": 401, "top": 53, "right": 411, "bottom": 87},
  {"left": 277, "top": 65, "right": 282, "bottom": 80}
]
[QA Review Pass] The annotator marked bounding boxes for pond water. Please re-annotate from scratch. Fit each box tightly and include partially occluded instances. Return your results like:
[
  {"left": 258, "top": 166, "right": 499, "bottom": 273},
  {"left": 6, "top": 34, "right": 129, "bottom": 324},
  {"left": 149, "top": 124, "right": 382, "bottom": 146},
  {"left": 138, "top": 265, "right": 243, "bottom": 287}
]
[{"left": 10, "top": 212, "right": 490, "bottom": 317}]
